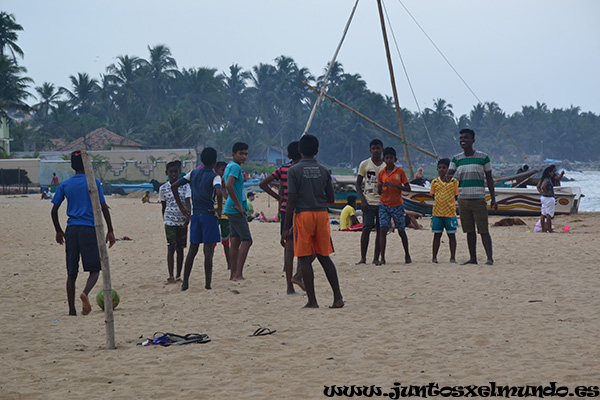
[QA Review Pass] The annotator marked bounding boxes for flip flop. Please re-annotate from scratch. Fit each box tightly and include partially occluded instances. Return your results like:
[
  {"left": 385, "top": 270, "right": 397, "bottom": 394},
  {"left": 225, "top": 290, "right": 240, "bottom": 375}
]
[
  {"left": 249, "top": 327, "right": 276, "bottom": 337},
  {"left": 173, "top": 333, "right": 211, "bottom": 345},
  {"left": 148, "top": 332, "right": 211, "bottom": 346}
]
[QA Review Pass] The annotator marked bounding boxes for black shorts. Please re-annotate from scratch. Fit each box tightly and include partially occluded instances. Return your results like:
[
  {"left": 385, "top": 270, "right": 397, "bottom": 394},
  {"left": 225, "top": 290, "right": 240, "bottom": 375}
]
[
  {"left": 363, "top": 205, "right": 380, "bottom": 229},
  {"left": 65, "top": 225, "right": 101, "bottom": 275},
  {"left": 225, "top": 212, "right": 253, "bottom": 242}
]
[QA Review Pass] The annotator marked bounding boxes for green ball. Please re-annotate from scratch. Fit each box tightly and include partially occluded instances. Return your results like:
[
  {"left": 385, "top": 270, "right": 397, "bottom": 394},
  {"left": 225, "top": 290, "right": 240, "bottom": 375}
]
[{"left": 96, "top": 289, "right": 120, "bottom": 311}]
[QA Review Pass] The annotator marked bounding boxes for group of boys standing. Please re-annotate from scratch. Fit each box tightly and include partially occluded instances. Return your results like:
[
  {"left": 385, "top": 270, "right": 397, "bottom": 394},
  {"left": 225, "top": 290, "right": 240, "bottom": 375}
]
[
  {"left": 356, "top": 129, "right": 496, "bottom": 267},
  {"left": 52, "top": 128, "right": 495, "bottom": 315}
]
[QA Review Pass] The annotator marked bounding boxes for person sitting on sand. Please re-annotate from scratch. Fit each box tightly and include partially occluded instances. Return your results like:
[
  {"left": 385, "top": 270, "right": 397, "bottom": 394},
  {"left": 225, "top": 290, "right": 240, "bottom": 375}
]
[
  {"left": 282, "top": 135, "right": 344, "bottom": 308},
  {"left": 430, "top": 157, "right": 459, "bottom": 263},
  {"left": 404, "top": 210, "right": 425, "bottom": 230},
  {"left": 246, "top": 192, "right": 260, "bottom": 221},
  {"left": 410, "top": 167, "right": 427, "bottom": 186},
  {"left": 142, "top": 191, "right": 151, "bottom": 203},
  {"left": 340, "top": 195, "right": 360, "bottom": 230},
  {"left": 50, "top": 151, "right": 116, "bottom": 316},
  {"left": 257, "top": 212, "right": 278, "bottom": 222},
  {"left": 41, "top": 187, "right": 53, "bottom": 200}
]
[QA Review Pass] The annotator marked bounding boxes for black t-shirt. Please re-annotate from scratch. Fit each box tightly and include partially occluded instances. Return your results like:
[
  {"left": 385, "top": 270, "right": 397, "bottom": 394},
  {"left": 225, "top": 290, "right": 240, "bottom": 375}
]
[{"left": 287, "top": 159, "right": 333, "bottom": 212}]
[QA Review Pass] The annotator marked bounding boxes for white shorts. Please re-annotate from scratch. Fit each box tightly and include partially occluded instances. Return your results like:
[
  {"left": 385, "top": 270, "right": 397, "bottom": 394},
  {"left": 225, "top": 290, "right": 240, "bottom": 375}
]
[{"left": 540, "top": 196, "right": 555, "bottom": 217}]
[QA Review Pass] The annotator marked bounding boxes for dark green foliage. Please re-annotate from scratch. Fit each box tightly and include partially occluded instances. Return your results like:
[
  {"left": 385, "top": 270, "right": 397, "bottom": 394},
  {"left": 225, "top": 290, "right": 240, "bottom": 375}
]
[{"left": 1, "top": 11, "right": 598, "bottom": 164}]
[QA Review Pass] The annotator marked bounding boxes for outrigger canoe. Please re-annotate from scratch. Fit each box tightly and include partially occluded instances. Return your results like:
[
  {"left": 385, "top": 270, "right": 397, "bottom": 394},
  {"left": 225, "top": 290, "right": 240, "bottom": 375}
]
[{"left": 332, "top": 176, "right": 582, "bottom": 216}]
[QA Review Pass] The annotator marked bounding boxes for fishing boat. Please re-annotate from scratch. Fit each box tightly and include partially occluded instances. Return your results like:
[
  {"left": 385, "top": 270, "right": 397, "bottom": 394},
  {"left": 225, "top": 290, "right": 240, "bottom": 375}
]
[
  {"left": 332, "top": 175, "right": 582, "bottom": 216},
  {"left": 305, "top": 0, "right": 582, "bottom": 217}
]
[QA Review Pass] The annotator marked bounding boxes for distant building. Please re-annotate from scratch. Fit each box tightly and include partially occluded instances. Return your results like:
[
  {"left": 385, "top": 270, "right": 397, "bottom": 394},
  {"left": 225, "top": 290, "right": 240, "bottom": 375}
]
[
  {"left": 251, "top": 145, "right": 286, "bottom": 166},
  {"left": 0, "top": 116, "right": 12, "bottom": 155},
  {"left": 50, "top": 127, "right": 143, "bottom": 151}
]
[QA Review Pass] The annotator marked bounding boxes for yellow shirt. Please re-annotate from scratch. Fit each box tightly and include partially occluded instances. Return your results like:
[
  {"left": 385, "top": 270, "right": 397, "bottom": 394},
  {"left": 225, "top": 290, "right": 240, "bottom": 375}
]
[
  {"left": 430, "top": 177, "right": 459, "bottom": 217},
  {"left": 340, "top": 205, "right": 356, "bottom": 230}
]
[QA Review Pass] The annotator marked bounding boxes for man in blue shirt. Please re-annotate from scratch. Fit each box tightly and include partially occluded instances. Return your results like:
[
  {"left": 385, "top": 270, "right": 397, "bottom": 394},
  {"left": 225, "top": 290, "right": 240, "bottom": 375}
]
[
  {"left": 223, "top": 142, "right": 252, "bottom": 282},
  {"left": 51, "top": 151, "right": 115, "bottom": 316},
  {"left": 172, "top": 147, "right": 222, "bottom": 291}
]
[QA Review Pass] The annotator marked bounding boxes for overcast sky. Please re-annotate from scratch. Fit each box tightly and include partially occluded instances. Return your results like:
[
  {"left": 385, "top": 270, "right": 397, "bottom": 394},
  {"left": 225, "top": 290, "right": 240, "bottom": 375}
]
[{"left": 6, "top": 0, "right": 600, "bottom": 117}]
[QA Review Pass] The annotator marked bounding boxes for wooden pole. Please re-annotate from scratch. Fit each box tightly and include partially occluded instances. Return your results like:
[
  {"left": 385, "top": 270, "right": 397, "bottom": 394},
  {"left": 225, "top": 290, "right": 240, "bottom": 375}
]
[
  {"left": 302, "top": 81, "right": 439, "bottom": 160},
  {"left": 301, "top": 0, "right": 361, "bottom": 137},
  {"left": 376, "top": 0, "right": 414, "bottom": 178},
  {"left": 81, "top": 151, "right": 116, "bottom": 349}
]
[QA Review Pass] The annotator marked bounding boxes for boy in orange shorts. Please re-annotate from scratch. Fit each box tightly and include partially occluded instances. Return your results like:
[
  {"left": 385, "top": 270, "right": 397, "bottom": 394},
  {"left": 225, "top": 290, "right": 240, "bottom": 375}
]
[{"left": 281, "top": 135, "right": 343, "bottom": 309}]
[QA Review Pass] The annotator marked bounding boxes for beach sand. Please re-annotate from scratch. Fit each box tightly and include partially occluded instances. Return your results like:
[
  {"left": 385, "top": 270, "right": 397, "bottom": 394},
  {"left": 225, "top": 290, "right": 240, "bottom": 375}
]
[{"left": 1, "top": 194, "right": 599, "bottom": 399}]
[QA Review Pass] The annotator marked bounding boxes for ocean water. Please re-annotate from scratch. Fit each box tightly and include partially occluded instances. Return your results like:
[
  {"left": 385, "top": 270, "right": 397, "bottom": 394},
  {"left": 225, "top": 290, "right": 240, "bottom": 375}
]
[{"left": 561, "top": 170, "right": 600, "bottom": 212}]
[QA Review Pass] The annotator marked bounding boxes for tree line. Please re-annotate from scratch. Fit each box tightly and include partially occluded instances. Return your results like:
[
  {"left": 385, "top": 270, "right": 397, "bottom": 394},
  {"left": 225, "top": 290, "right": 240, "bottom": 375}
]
[{"left": 2, "top": 12, "right": 599, "bottom": 167}]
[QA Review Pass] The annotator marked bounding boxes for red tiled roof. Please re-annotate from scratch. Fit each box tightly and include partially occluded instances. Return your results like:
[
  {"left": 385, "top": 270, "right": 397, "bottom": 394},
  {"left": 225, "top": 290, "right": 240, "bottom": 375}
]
[
  {"left": 39, "top": 138, "right": 68, "bottom": 151},
  {"left": 56, "top": 128, "right": 142, "bottom": 151}
]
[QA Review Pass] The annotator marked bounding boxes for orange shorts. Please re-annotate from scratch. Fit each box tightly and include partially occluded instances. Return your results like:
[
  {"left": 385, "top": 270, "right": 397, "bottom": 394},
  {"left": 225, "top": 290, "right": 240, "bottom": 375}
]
[{"left": 293, "top": 211, "right": 334, "bottom": 257}]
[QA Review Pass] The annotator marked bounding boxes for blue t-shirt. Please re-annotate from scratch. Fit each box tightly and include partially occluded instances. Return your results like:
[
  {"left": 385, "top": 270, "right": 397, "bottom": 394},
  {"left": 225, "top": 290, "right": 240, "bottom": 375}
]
[
  {"left": 223, "top": 161, "right": 247, "bottom": 214},
  {"left": 179, "top": 167, "right": 221, "bottom": 214},
  {"left": 51, "top": 174, "right": 106, "bottom": 227}
]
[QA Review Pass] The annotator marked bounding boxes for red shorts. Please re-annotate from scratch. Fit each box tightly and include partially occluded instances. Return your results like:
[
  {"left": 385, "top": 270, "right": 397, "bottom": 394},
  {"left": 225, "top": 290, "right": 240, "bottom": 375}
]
[{"left": 293, "top": 211, "right": 333, "bottom": 257}]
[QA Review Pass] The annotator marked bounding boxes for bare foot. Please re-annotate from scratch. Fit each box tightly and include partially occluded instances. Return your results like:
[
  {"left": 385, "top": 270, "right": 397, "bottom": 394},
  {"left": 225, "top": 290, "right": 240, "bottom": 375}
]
[
  {"left": 330, "top": 299, "right": 345, "bottom": 309},
  {"left": 432, "top": 258, "right": 438, "bottom": 263},
  {"left": 485, "top": 259, "right": 494, "bottom": 265},
  {"left": 450, "top": 259, "right": 457, "bottom": 263},
  {"left": 371, "top": 258, "right": 380, "bottom": 264},
  {"left": 175, "top": 276, "right": 181, "bottom": 281},
  {"left": 461, "top": 259, "right": 478, "bottom": 265},
  {"left": 375, "top": 259, "right": 386, "bottom": 266},
  {"left": 166, "top": 277, "right": 176, "bottom": 284},
  {"left": 303, "top": 302, "right": 319, "bottom": 308},
  {"left": 80, "top": 293, "right": 92, "bottom": 315},
  {"left": 405, "top": 255, "right": 412, "bottom": 264},
  {"left": 355, "top": 259, "right": 366, "bottom": 265},
  {"left": 291, "top": 276, "right": 306, "bottom": 292},
  {"left": 181, "top": 281, "right": 189, "bottom": 291}
]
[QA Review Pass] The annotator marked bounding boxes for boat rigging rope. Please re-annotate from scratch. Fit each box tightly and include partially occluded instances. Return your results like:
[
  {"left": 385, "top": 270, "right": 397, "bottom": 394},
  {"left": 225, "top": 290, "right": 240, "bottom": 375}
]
[
  {"left": 301, "top": 0, "right": 361, "bottom": 137},
  {"left": 382, "top": 0, "right": 438, "bottom": 157},
  {"left": 394, "top": 0, "right": 528, "bottom": 161}
]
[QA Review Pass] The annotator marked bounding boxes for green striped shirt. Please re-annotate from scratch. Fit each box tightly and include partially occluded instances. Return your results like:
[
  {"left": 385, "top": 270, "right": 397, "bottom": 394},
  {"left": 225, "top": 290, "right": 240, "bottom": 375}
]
[{"left": 449, "top": 151, "right": 492, "bottom": 199}]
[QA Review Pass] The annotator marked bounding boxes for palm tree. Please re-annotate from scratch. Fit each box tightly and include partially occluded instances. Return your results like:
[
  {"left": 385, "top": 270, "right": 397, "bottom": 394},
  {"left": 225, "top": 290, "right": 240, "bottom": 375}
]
[
  {"left": 173, "top": 67, "right": 227, "bottom": 146},
  {"left": 33, "top": 82, "right": 61, "bottom": 119},
  {"left": 145, "top": 44, "right": 178, "bottom": 108},
  {"left": 317, "top": 60, "right": 346, "bottom": 90},
  {"left": 223, "top": 64, "right": 251, "bottom": 126},
  {"left": 0, "top": 12, "right": 24, "bottom": 61},
  {"left": 106, "top": 55, "right": 147, "bottom": 111},
  {"left": 60, "top": 72, "right": 99, "bottom": 115},
  {"left": 0, "top": 55, "right": 32, "bottom": 117}
]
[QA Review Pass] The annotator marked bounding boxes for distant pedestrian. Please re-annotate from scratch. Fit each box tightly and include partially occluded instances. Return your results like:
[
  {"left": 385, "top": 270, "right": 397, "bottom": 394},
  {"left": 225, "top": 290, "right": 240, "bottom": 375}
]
[{"left": 51, "top": 173, "right": 59, "bottom": 192}]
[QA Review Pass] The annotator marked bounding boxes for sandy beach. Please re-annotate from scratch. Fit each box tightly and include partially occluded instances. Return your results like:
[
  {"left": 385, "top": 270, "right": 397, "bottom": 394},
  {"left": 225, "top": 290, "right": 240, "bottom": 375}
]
[{"left": 1, "top": 193, "right": 599, "bottom": 399}]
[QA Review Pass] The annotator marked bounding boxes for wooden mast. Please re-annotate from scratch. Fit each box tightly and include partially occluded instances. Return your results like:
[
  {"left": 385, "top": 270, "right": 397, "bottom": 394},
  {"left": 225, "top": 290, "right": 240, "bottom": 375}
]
[
  {"left": 376, "top": 0, "right": 414, "bottom": 178},
  {"left": 302, "top": 81, "right": 439, "bottom": 160},
  {"left": 81, "top": 151, "right": 116, "bottom": 349}
]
